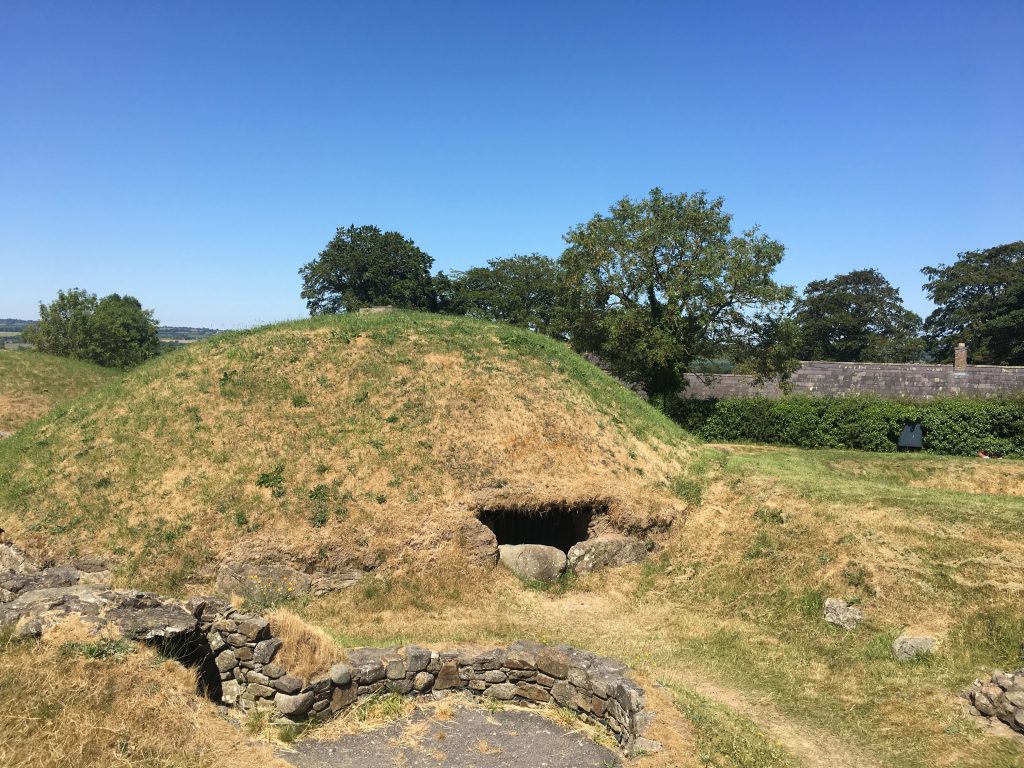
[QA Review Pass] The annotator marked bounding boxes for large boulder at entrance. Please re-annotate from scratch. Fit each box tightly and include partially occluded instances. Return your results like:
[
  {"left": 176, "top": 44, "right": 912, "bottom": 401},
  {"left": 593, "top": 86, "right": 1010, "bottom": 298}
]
[
  {"left": 567, "top": 536, "right": 648, "bottom": 574},
  {"left": 497, "top": 544, "right": 567, "bottom": 582}
]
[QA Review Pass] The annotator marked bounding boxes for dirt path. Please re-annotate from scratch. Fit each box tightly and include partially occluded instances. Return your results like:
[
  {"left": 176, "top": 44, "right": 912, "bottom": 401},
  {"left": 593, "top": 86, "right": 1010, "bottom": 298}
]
[
  {"left": 524, "top": 592, "right": 881, "bottom": 768},
  {"left": 279, "top": 705, "right": 619, "bottom": 768},
  {"left": 656, "top": 668, "right": 879, "bottom": 768}
]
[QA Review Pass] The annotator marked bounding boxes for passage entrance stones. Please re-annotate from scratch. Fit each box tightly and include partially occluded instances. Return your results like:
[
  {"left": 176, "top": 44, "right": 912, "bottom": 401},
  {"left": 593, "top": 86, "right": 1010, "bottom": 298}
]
[{"left": 476, "top": 500, "right": 653, "bottom": 583}]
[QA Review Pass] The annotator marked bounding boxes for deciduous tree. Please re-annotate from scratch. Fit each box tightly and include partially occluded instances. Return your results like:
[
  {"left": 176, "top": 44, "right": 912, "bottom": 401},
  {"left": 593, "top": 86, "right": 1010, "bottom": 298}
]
[
  {"left": 922, "top": 241, "right": 1024, "bottom": 365},
  {"left": 795, "top": 269, "right": 924, "bottom": 362},
  {"left": 299, "top": 225, "right": 437, "bottom": 314},
  {"left": 558, "top": 188, "right": 797, "bottom": 401},
  {"left": 23, "top": 288, "right": 159, "bottom": 369},
  {"left": 450, "top": 254, "right": 562, "bottom": 334}
]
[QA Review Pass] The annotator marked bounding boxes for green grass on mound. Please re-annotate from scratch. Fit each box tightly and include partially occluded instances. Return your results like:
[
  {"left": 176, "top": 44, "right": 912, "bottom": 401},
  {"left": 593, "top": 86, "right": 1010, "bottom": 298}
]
[{"left": 0, "top": 311, "right": 695, "bottom": 591}]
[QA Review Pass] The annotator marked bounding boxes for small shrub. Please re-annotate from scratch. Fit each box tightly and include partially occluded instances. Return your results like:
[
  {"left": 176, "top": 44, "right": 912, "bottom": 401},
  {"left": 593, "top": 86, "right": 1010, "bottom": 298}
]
[
  {"left": 233, "top": 510, "right": 249, "bottom": 527},
  {"left": 277, "top": 722, "right": 306, "bottom": 743},
  {"left": 795, "top": 589, "right": 824, "bottom": 620},
  {"left": 291, "top": 393, "right": 309, "bottom": 408},
  {"left": 843, "top": 564, "right": 875, "bottom": 595},
  {"left": 256, "top": 463, "right": 285, "bottom": 490},
  {"left": 860, "top": 629, "right": 900, "bottom": 661},
  {"left": 744, "top": 531, "right": 776, "bottom": 560},
  {"left": 243, "top": 708, "right": 268, "bottom": 736}
]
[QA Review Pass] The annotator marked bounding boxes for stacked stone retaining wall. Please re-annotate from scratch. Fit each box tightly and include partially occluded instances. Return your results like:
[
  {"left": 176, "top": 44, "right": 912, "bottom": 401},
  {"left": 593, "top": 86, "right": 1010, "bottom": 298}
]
[{"left": 188, "top": 596, "right": 658, "bottom": 754}]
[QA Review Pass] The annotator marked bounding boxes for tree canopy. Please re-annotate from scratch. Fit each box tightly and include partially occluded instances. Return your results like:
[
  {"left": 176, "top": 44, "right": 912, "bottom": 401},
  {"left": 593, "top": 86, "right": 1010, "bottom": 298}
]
[
  {"left": 23, "top": 288, "right": 159, "bottom": 369},
  {"left": 795, "top": 268, "right": 924, "bottom": 362},
  {"left": 300, "top": 225, "right": 438, "bottom": 314},
  {"left": 450, "top": 253, "right": 562, "bottom": 334},
  {"left": 922, "top": 241, "right": 1024, "bottom": 365},
  {"left": 558, "top": 188, "right": 797, "bottom": 400}
]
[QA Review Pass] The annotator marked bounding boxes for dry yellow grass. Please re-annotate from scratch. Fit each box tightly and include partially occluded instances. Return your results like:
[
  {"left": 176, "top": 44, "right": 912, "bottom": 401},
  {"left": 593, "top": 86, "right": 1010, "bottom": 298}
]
[
  {"left": 0, "top": 632, "right": 286, "bottom": 768},
  {"left": 268, "top": 607, "right": 348, "bottom": 681},
  {"left": 0, "top": 350, "right": 116, "bottom": 432}
]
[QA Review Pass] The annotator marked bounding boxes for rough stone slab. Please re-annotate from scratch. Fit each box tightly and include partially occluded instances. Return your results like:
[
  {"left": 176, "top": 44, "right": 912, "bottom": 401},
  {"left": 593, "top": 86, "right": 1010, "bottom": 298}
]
[
  {"left": 892, "top": 635, "right": 935, "bottom": 661},
  {"left": 274, "top": 674, "right": 303, "bottom": 695},
  {"left": 275, "top": 691, "right": 314, "bottom": 717},
  {"left": 823, "top": 598, "right": 862, "bottom": 630},
  {"left": 329, "top": 663, "right": 353, "bottom": 686}
]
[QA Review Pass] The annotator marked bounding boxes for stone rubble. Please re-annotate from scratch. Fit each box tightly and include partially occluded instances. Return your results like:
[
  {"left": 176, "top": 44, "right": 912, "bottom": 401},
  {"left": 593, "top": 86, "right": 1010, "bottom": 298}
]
[
  {"left": 891, "top": 635, "right": 935, "bottom": 661},
  {"left": 965, "top": 669, "right": 1024, "bottom": 734}
]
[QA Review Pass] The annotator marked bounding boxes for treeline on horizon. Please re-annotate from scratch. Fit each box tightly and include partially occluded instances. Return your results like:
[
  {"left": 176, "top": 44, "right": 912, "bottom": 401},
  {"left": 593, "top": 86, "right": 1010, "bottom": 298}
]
[
  {"left": 299, "top": 188, "right": 1023, "bottom": 405},
  {"left": 14, "top": 188, "right": 1022, "bottom": 390}
]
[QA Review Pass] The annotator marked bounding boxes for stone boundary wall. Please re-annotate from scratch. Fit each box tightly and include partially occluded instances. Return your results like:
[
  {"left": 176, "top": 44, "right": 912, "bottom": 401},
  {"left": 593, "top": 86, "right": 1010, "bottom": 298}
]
[
  {"left": 681, "top": 362, "right": 1024, "bottom": 400},
  {"left": 188, "top": 596, "right": 659, "bottom": 755}
]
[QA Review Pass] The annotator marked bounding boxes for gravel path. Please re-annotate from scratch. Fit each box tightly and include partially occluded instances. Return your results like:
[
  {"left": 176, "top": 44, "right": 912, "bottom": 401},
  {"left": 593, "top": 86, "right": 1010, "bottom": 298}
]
[{"left": 280, "top": 706, "right": 620, "bottom": 768}]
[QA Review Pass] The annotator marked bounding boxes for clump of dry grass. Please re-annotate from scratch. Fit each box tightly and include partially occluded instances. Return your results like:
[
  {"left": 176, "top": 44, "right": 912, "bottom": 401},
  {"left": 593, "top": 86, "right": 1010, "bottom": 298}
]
[
  {"left": 267, "top": 607, "right": 347, "bottom": 681},
  {"left": 0, "top": 633, "right": 286, "bottom": 768}
]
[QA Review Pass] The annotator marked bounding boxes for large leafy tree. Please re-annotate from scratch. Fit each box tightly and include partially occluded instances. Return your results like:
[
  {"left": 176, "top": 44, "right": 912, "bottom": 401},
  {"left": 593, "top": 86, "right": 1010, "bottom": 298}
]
[
  {"left": 922, "top": 241, "right": 1024, "bottom": 365},
  {"left": 23, "top": 288, "right": 159, "bottom": 369},
  {"left": 558, "top": 188, "right": 797, "bottom": 401},
  {"left": 299, "top": 225, "right": 438, "bottom": 314},
  {"left": 450, "top": 253, "right": 562, "bottom": 334},
  {"left": 795, "top": 269, "right": 924, "bottom": 362}
]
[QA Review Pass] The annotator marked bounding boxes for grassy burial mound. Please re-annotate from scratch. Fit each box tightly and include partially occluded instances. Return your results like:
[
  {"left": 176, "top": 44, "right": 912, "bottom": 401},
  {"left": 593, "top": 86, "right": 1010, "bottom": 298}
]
[
  {"left": 0, "top": 311, "right": 695, "bottom": 593},
  {"left": 0, "top": 351, "right": 118, "bottom": 434}
]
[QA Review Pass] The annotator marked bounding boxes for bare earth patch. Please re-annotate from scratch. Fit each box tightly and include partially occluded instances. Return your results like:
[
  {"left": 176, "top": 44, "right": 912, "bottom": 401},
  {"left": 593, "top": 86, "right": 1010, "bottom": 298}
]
[{"left": 280, "top": 705, "right": 620, "bottom": 768}]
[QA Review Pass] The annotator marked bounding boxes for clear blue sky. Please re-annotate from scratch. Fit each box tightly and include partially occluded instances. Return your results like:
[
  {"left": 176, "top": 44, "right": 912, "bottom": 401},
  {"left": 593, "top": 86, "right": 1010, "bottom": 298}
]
[{"left": 2, "top": 1, "right": 1021, "bottom": 328}]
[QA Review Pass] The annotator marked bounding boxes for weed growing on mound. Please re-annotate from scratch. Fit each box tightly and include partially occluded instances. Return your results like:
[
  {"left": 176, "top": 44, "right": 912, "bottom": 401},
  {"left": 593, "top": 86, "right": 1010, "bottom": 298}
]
[{"left": 60, "top": 638, "right": 135, "bottom": 661}]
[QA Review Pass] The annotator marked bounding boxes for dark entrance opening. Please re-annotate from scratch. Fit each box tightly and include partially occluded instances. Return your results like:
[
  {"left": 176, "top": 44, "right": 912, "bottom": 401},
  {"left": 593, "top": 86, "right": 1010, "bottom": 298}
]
[
  {"left": 477, "top": 501, "right": 603, "bottom": 553},
  {"left": 147, "top": 631, "right": 222, "bottom": 701}
]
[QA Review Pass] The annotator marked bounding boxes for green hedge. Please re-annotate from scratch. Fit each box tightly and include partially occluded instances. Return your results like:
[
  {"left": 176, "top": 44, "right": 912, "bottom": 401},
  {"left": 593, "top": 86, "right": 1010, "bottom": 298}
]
[{"left": 669, "top": 395, "right": 1024, "bottom": 457}]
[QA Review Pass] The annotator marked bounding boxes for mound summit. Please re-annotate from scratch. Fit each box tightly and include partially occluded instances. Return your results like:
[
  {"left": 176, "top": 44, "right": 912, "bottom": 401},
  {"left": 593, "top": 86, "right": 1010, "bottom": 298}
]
[{"left": 0, "top": 311, "right": 695, "bottom": 594}]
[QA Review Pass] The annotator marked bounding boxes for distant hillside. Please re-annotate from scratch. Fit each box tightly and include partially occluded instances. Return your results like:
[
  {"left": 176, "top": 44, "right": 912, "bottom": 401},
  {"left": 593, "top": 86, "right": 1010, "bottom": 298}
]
[
  {"left": 1, "top": 319, "right": 222, "bottom": 348},
  {"left": 1, "top": 319, "right": 221, "bottom": 338},
  {"left": 0, "top": 319, "right": 30, "bottom": 333},
  {"left": 157, "top": 326, "right": 223, "bottom": 341}
]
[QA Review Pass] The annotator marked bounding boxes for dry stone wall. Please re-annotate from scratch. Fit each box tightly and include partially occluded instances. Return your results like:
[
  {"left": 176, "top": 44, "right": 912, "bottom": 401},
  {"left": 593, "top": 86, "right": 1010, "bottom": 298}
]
[
  {"left": 681, "top": 361, "right": 1024, "bottom": 400},
  {"left": 0, "top": 537, "right": 659, "bottom": 756},
  {"left": 188, "top": 596, "right": 660, "bottom": 755}
]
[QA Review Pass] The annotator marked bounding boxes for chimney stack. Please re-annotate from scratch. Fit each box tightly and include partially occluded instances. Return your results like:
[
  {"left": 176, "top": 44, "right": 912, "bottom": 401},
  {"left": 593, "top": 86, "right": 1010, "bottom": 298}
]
[{"left": 954, "top": 342, "right": 968, "bottom": 371}]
